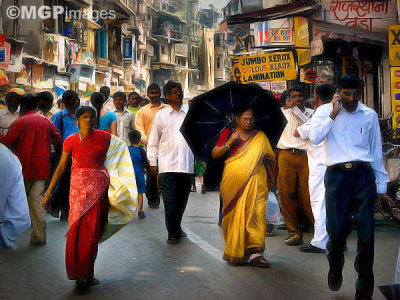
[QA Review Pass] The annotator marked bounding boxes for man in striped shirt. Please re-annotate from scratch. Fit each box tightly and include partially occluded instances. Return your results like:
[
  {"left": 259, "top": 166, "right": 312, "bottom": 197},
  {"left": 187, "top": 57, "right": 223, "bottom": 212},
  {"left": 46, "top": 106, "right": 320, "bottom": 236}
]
[{"left": 277, "top": 85, "right": 314, "bottom": 246}]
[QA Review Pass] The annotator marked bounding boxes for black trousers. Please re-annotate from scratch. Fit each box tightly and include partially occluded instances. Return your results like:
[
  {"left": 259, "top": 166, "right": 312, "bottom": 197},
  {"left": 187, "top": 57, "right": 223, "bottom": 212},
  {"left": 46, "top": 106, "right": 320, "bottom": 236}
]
[
  {"left": 160, "top": 173, "right": 192, "bottom": 238},
  {"left": 325, "top": 163, "right": 377, "bottom": 298},
  {"left": 145, "top": 167, "right": 160, "bottom": 208}
]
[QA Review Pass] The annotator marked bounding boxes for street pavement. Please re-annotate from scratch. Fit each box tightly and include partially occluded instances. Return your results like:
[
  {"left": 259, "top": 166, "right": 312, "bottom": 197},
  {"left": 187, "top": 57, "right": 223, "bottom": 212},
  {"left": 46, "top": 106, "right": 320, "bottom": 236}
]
[{"left": 0, "top": 182, "right": 399, "bottom": 300}]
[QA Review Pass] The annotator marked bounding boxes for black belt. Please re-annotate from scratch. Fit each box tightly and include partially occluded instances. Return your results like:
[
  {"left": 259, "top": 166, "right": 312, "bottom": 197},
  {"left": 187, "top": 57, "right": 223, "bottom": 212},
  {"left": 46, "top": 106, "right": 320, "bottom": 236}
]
[
  {"left": 329, "top": 161, "right": 370, "bottom": 170},
  {"left": 284, "top": 148, "right": 307, "bottom": 155}
]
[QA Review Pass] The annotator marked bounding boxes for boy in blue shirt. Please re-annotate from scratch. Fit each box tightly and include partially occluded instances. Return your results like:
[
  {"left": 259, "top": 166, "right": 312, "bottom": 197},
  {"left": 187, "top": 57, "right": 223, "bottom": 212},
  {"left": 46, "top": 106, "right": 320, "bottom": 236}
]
[{"left": 128, "top": 130, "right": 148, "bottom": 219}]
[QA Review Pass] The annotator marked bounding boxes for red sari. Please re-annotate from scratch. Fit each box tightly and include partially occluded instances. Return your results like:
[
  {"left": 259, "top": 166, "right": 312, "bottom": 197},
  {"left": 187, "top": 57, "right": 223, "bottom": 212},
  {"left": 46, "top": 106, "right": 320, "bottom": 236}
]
[{"left": 63, "top": 130, "right": 111, "bottom": 280}]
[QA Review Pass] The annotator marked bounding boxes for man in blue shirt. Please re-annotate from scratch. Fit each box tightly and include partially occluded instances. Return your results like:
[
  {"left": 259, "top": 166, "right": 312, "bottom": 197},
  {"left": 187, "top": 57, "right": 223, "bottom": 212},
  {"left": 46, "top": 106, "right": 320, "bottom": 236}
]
[
  {"left": 51, "top": 90, "right": 80, "bottom": 142},
  {"left": 49, "top": 90, "right": 80, "bottom": 220}
]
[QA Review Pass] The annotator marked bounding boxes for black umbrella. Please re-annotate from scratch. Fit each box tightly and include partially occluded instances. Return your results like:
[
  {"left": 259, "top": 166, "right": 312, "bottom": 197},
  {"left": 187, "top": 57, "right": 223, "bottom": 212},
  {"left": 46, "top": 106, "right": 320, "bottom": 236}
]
[{"left": 181, "top": 81, "right": 286, "bottom": 161}]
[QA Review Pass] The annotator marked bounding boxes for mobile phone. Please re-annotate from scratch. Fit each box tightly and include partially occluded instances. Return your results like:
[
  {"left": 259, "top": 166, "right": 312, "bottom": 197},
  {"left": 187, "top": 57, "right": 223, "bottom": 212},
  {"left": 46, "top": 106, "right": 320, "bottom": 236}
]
[{"left": 335, "top": 89, "right": 342, "bottom": 104}]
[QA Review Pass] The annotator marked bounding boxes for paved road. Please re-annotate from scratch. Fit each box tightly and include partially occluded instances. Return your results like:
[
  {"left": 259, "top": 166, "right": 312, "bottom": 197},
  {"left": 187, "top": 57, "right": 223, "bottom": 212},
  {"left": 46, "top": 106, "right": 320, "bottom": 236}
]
[{"left": 0, "top": 184, "right": 398, "bottom": 300}]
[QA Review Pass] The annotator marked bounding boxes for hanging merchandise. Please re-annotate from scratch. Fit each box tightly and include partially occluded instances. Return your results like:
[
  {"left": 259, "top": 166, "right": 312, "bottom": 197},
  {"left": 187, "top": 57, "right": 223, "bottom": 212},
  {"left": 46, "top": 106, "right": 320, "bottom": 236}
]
[
  {"left": 32, "top": 64, "right": 43, "bottom": 88},
  {"left": 0, "top": 43, "right": 11, "bottom": 69},
  {"left": 0, "top": 69, "right": 9, "bottom": 85},
  {"left": 41, "top": 66, "right": 54, "bottom": 89},
  {"left": 15, "top": 64, "right": 31, "bottom": 85}
]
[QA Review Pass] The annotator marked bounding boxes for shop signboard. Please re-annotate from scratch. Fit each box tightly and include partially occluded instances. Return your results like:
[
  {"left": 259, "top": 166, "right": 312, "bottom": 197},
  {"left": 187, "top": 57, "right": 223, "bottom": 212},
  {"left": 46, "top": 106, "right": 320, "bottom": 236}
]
[
  {"left": 123, "top": 37, "right": 133, "bottom": 59},
  {"left": 391, "top": 67, "right": 400, "bottom": 128},
  {"left": 320, "top": 0, "right": 397, "bottom": 32},
  {"left": 294, "top": 17, "right": 310, "bottom": 48},
  {"left": 389, "top": 25, "right": 400, "bottom": 66},
  {"left": 231, "top": 51, "right": 297, "bottom": 83}
]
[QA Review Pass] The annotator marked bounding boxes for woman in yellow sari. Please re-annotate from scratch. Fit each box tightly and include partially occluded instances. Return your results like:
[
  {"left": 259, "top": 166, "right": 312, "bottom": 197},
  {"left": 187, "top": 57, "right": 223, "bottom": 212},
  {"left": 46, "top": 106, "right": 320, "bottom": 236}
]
[{"left": 212, "top": 107, "right": 276, "bottom": 268}]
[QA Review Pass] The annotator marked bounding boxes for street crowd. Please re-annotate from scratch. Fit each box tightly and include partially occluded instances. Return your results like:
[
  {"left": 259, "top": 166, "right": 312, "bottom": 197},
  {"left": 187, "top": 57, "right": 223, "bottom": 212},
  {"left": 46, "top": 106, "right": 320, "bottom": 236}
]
[{"left": 0, "top": 75, "right": 399, "bottom": 299}]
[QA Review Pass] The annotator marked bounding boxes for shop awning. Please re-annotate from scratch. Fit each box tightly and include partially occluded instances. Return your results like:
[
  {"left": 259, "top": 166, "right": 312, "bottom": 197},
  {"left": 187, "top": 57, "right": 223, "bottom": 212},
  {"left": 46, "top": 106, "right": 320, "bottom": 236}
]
[
  {"left": 227, "top": 0, "right": 318, "bottom": 25},
  {"left": 312, "top": 20, "right": 387, "bottom": 45}
]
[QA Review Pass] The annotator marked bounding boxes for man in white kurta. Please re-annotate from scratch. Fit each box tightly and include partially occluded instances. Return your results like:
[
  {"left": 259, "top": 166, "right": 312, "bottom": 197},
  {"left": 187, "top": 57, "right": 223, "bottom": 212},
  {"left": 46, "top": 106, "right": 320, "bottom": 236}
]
[{"left": 296, "top": 84, "right": 334, "bottom": 253}]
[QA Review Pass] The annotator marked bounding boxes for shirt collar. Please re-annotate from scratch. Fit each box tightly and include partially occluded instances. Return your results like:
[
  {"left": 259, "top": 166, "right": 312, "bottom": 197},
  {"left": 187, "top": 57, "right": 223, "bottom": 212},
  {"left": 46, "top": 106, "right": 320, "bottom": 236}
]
[
  {"left": 342, "top": 101, "right": 364, "bottom": 114},
  {"left": 3, "top": 106, "right": 20, "bottom": 115},
  {"left": 166, "top": 104, "right": 188, "bottom": 114},
  {"left": 24, "top": 110, "right": 37, "bottom": 116},
  {"left": 61, "top": 108, "right": 75, "bottom": 117}
]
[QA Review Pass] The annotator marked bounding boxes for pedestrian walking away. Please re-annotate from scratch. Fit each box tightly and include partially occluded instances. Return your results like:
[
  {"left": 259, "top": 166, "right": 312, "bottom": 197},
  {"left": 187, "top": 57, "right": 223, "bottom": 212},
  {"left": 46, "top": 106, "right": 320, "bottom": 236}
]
[
  {"left": 310, "top": 75, "right": 392, "bottom": 299},
  {"left": 147, "top": 81, "right": 194, "bottom": 244},
  {"left": 212, "top": 106, "right": 276, "bottom": 268},
  {"left": 3, "top": 94, "right": 62, "bottom": 246},
  {"left": 295, "top": 83, "right": 335, "bottom": 253},
  {"left": 276, "top": 85, "right": 315, "bottom": 246}
]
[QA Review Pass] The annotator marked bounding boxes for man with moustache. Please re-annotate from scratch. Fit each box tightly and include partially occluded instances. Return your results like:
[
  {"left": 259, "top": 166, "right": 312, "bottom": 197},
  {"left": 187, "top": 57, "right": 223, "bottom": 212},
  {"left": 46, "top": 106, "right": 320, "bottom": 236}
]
[
  {"left": 135, "top": 84, "right": 168, "bottom": 208},
  {"left": 147, "top": 81, "right": 194, "bottom": 244}
]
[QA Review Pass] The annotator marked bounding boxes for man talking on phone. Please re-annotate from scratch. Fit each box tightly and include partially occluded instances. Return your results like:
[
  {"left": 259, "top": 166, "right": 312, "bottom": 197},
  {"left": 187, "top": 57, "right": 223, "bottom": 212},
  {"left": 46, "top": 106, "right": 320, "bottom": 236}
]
[{"left": 310, "top": 75, "right": 391, "bottom": 300}]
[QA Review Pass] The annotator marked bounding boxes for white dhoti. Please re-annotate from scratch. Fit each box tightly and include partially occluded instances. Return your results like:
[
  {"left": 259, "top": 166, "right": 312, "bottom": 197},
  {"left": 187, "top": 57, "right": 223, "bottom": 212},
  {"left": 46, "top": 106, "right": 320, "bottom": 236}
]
[{"left": 309, "top": 174, "right": 328, "bottom": 250}]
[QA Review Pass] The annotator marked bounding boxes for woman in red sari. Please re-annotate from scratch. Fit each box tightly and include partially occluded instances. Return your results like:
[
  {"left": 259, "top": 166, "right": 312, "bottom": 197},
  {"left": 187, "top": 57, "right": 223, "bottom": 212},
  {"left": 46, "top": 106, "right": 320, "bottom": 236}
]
[{"left": 42, "top": 106, "right": 111, "bottom": 291}]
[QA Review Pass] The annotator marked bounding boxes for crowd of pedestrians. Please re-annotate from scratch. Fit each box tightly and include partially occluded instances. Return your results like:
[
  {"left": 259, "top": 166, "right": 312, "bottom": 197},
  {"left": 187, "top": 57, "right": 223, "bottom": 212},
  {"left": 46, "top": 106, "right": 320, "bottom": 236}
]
[{"left": 0, "top": 76, "right": 398, "bottom": 299}]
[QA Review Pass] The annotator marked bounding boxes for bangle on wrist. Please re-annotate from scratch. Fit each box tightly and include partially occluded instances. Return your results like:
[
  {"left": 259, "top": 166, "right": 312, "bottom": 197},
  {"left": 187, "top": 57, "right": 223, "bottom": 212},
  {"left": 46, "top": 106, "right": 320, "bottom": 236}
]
[{"left": 224, "top": 144, "right": 231, "bottom": 151}]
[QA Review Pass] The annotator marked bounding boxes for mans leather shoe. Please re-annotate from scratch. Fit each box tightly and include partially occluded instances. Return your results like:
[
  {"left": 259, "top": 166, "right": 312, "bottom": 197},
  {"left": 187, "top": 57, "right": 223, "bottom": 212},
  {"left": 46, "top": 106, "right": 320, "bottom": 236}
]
[
  {"left": 299, "top": 244, "right": 325, "bottom": 253},
  {"left": 179, "top": 231, "right": 187, "bottom": 238},
  {"left": 138, "top": 211, "right": 146, "bottom": 219},
  {"left": 285, "top": 234, "right": 303, "bottom": 246},
  {"left": 328, "top": 269, "right": 343, "bottom": 291},
  {"left": 167, "top": 237, "right": 179, "bottom": 244}
]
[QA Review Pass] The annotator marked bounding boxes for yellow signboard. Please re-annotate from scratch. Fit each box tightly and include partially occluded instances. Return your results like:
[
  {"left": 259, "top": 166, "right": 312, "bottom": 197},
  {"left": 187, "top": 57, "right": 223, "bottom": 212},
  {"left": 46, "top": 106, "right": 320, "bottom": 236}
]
[
  {"left": 389, "top": 25, "right": 400, "bottom": 66},
  {"left": 294, "top": 17, "right": 309, "bottom": 48},
  {"left": 391, "top": 67, "right": 400, "bottom": 128},
  {"left": 231, "top": 51, "right": 297, "bottom": 83},
  {"left": 297, "top": 49, "right": 311, "bottom": 66}
]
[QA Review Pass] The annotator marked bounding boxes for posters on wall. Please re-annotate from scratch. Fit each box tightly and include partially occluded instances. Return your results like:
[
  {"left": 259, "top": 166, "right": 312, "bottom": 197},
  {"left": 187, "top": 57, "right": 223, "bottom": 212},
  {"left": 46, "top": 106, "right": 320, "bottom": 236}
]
[
  {"left": 231, "top": 51, "right": 297, "bottom": 83},
  {"left": 252, "top": 18, "right": 293, "bottom": 47}
]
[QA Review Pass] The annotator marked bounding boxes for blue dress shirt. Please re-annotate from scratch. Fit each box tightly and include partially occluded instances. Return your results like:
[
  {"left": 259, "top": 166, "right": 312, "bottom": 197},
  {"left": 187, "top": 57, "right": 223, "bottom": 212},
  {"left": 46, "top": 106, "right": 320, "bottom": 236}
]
[{"left": 51, "top": 108, "right": 79, "bottom": 142}]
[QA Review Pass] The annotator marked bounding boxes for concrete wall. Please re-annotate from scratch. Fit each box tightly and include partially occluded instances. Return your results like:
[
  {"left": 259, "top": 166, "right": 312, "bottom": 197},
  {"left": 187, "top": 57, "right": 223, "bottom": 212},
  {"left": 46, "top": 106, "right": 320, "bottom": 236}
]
[{"left": 0, "top": 0, "right": 44, "bottom": 57}]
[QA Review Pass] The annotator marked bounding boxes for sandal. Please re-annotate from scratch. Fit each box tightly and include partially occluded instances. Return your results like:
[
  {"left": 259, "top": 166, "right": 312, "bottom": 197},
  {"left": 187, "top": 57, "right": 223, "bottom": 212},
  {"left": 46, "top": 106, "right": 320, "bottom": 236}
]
[{"left": 243, "top": 256, "right": 271, "bottom": 268}]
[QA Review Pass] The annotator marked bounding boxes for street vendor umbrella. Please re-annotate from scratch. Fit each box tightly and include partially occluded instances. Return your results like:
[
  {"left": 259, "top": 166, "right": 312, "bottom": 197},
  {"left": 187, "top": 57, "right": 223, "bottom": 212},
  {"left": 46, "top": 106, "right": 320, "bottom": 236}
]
[{"left": 180, "top": 81, "right": 286, "bottom": 161}]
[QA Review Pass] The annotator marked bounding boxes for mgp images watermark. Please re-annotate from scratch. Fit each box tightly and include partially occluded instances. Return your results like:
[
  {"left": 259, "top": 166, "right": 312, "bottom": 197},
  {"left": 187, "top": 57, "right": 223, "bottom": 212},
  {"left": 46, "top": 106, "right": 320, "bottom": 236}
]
[{"left": 6, "top": 6, "right": 116, "bottom": 22}]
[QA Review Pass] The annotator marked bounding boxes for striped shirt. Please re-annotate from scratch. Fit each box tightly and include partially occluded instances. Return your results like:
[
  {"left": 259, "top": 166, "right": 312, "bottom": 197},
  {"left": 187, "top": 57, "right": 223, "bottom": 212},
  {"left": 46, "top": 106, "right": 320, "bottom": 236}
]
[
  {"left": 147, "top": 105, "right": 194, "bottom": 174},
  {"left": 277, "top": 107, "right": 313, "bottom": 150}
]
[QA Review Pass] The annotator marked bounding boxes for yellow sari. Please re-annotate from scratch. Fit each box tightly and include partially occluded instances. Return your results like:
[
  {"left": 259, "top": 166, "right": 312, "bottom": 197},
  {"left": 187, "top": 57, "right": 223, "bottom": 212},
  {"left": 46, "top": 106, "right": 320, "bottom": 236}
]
[{"left": 221, "top": 131, "right": 275, "bottom": 264}]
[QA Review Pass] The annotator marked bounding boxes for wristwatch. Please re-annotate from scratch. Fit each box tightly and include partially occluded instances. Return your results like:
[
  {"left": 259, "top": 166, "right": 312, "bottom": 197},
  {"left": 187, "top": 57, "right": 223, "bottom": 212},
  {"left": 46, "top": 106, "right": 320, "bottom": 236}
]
[{"left": 224, "top": 144, "right": 231, "bottom": 151}]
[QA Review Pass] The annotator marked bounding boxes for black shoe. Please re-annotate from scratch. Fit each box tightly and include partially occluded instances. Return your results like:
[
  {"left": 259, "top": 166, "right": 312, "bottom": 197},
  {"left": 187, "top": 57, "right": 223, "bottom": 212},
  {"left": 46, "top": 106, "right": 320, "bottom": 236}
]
[
  {"left": 138, "top": 211, "right": 146, "bottom": 219},
  {"left": 179, "top": 231, "right": 187, "bottom": 238},
  {"left": 217, "top": 220, "right": 222, "bottom": 227},
  {"left": 328, "top": 269, "right": 343, "bottom": 291},
  {"left": 167, "top": 237, "right": 179, "bottom": 244},
  {"left": 299, "top": 244, "right": 325, "bottom": 253},
  {"left": 276, "top": 224, "right": 287, "bottom": 230}
]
